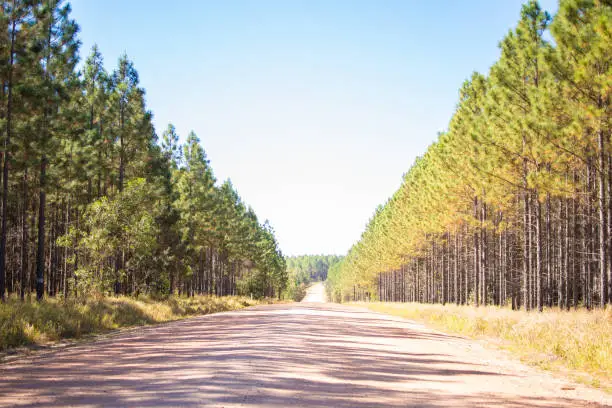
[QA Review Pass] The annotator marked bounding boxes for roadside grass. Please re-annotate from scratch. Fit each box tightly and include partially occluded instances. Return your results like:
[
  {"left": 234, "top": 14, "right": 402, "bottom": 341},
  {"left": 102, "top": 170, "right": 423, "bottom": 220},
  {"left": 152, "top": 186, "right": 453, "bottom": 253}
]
[
  {"left": 351, "top": 302, "right": 612, "bottom": 392},
  {"left": 0, "top": 295, "right": 267, "bottom": 352}
]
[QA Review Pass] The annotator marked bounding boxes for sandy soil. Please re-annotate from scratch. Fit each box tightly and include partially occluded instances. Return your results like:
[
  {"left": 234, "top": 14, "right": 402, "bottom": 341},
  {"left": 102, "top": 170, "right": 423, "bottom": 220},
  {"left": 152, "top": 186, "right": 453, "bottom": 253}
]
[
  {"left": 302, "top": 282, "right": 327, "bottom": 303},
  {"left": 0, "top": 299, "right": 610, "bottom": 407}
]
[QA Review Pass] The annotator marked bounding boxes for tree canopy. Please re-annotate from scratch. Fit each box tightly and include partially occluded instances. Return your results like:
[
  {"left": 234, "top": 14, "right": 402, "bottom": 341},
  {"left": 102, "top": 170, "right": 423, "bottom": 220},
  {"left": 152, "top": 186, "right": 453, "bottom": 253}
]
[
  {"left": 328, "top": 0, "right": 612, "bottom": 310},
  {"left": 0, "top": 0, "right": 287, "bottom": 301}
]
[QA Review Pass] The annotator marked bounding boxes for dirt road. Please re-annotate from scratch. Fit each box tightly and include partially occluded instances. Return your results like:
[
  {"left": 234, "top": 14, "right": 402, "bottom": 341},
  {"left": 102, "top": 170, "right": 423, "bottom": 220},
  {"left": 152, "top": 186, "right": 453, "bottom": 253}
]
[
  {"left": 302, "top": 282, "right": 327, "bottom": 303},
  {"left": 1, "top": 301, "right": 610, "bottom": 407}
]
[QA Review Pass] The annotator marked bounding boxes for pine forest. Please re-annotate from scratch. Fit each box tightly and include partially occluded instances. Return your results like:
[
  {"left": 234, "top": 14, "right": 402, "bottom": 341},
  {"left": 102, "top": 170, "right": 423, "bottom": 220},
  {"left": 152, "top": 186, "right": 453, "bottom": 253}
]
[
  {"left": 328, "top": 0, "right": 612, "bottom": 311},
  {"left": 2, "top": 0, "right": 612, "bottom": 404},
  {"left": 0, "top": 0, "right": 287, "bottom": 302}
]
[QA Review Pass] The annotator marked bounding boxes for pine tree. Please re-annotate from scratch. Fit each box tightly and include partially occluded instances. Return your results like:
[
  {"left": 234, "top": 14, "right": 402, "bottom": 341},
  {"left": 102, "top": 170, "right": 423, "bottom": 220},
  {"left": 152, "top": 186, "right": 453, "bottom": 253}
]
[
  {"left": 328, "top": 0, "right": 612, "bottom": 311},
  {"left": 28, "top": 0, "right": 80, "bottom": 300},
  {"left": 0, "top": 0, "right": 33, "bottom": 301},
  {"left": 549, "top": 0, "right": 611, "bottom": 306}
]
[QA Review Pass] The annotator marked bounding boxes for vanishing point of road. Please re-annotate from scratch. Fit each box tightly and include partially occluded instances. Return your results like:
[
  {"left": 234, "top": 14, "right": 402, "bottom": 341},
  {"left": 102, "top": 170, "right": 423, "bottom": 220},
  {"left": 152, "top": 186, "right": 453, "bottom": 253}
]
[{"left": 1, "top": 283, "right": 610, "bottom": 407}]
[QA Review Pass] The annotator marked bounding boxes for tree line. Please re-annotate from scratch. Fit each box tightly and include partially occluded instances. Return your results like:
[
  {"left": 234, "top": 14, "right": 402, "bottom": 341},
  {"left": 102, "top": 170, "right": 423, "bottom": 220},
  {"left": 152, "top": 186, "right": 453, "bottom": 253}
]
[
  {"left": 328, "top": 0, "right": 611, "bottom": 310},
  {"left": 0, "top": 0, "right": 287, "bottom": 301},
  {"left": 285, "top": 254, "right": 342, "bottom": 300},
  {"left": 287, "top": 255, "right": 343, "bottom": 284}
]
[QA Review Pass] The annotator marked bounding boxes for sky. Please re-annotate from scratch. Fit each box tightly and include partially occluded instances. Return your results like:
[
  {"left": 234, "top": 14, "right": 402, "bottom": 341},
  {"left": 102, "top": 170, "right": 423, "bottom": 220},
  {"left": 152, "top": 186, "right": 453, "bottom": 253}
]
[{"left": 70, "top": 0, "right": 558, "bottom": 256}]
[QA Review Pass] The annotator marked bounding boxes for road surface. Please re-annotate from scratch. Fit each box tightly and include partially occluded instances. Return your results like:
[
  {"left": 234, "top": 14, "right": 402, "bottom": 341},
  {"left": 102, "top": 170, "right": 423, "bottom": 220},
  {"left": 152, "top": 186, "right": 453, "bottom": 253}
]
[
  {"left": 1, "top": 299, "right": 610, "bottom": 407},
  {"left": 301, "top": 282, "right": 327, "bottom": 303}
]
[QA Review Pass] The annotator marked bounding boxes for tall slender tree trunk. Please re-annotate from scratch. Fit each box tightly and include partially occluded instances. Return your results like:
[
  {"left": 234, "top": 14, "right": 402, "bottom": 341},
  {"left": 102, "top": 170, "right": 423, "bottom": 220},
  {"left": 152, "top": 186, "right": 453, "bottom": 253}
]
[
  {"left": 441, "top": 237, "right": 446, "bottom": 305},
  {"left": 545, "top": 193, "right": 551, "bottom": 307},
  {"left": 63, "top": 198, "right": 70, "bottom": 299},
  {"left": 587, "top": 158, "right": 594, "bottom": 309},
  {"left": 36, "top": 12, "right": 56, "bottom": 302},
  {"left": 0, "top": 18, "right": 17, "bottom": 302},
  {"left": 464, "top": 226, "right": 469, "bottom": 305},
  {"left": 499, "top": 220, "right": 504, "bottom": 306},
  {"left": 528, "top": 193, "right": 535, "bottom": 309},
  {"left": 474, "top": 196, "right": 480, "bottom": 306},
  {"left": 36, "top": 157, "right": 46, "bottom": 300},
  {"left": 598, "top": 128, "right": 608, "bottom": 306},
  {"left": 535, "top": 191, "right": 543, "bottom": 312},
  {"left": 608, "top": 154, "right": 612, "bottom": 304},
  {"left": 114, "top": 106, "right": 125, "bottom": 295},
  {"left": 20, "top": 167, "right": 28, "bottom": 301},
  {"left": 557, "top": 202, "right": 564, "bottom": 308},
  {"left": 563, "top": 198, "right": 570, "bottom": 310},
  {"left": 481, "top": 201, "right": 487, "bottom": 305},
  {"left": 572, "top": 172, "right": 578, "bottom": 309},
  {"left": 454, "top": 232, "right": 459, "bottom": 305},
  {"left": 523, "top": 190, "right": 530, "bottom": 311}
]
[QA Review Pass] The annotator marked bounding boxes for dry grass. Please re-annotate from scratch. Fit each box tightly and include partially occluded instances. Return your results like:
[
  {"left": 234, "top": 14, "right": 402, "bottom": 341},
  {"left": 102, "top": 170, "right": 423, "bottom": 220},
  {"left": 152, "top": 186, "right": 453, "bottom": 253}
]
[
  {"left": 0, "top": 295, "right": 267, "bottom": 351},
  {"left": 351, "top": 302, "right": 612, "bottom": 392}
]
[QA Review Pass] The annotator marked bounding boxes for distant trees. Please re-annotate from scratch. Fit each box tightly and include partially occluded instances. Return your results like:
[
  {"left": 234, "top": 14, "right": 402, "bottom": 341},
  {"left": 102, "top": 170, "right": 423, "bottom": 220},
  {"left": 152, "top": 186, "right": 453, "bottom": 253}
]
[
  {"left": 287, "top": 255, "right": 343, "bottom": 283},
  {"left": 286, "top": 255, "right": 342, "bottom": 300},
  {"left": 328, "top": 0, "right": 612, "bottom": 310},
  {"left": 0, "top": 0, "right": 286, "bottom": 300}
]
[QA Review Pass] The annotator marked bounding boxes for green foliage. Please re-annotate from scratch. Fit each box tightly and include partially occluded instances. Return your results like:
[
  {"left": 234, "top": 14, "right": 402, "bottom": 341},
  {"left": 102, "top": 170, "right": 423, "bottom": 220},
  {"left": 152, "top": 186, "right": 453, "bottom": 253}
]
[
  {"left": 285, "top": 282, "right": 308, "bottom": 302},
  {"left": 0, "top": 1, "right": 286, "bottom": 301},
  {"left": 328, "top": 0, "right": 612, "bottom": 310},
  {"left": 238, "top": 222, "right": 287, "bottom": 299},
  {"left": 69, "top": 178, "right": 161, "bottom": 294},
  {"left": 286, "top": 255, "right": 342, "bottom": 283},
  {"left": 284, "top": 255, "right": 342, "bottom": 301}
]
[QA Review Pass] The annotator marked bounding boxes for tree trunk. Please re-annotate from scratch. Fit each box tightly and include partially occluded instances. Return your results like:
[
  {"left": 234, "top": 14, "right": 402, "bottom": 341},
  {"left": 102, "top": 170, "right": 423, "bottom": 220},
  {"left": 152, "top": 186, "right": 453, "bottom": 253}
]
[
  {"left": 535, "top": 192, "right": 543, "bottom": 312},
  {"left": 598, "top": 128, "right": 608, "bottom": 306},
  {"left": 523, "top": 190, "right": 530, "bottom": 311},
  {"left": 474, "top": 197, "right": 480, "bottom": 306},
  {"left": 0, "top": 18, "right": 17, "bottom": 302},
  {"left": 36, "top": 157, "right": 46, "bottom": 301},
  {"left": 20, "top": 167, "right": 28, "bottom": 301}
]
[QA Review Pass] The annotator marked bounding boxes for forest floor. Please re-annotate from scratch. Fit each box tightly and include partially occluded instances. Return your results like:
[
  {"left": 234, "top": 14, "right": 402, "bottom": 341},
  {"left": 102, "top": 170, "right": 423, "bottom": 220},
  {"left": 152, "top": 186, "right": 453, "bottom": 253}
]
[
  {"left": 351, "top": 302, "right": 612, "bottom": 393},
  {"left": 1, "top": 302, "right": 610, "bottom": 407}
]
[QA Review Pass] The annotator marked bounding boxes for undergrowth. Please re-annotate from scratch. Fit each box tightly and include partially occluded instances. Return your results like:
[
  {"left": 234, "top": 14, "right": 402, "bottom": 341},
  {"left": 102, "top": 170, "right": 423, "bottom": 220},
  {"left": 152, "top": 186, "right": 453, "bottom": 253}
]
[{"left": 0, "top": 295, "right": 266, "bottom": 351}]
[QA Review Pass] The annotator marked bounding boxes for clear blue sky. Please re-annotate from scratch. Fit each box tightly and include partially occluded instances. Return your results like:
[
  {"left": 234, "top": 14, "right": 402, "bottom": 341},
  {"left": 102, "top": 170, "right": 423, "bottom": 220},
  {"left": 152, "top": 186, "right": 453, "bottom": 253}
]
[{"left": 70, "top": 0, "right": 558, "bottom": 256}]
